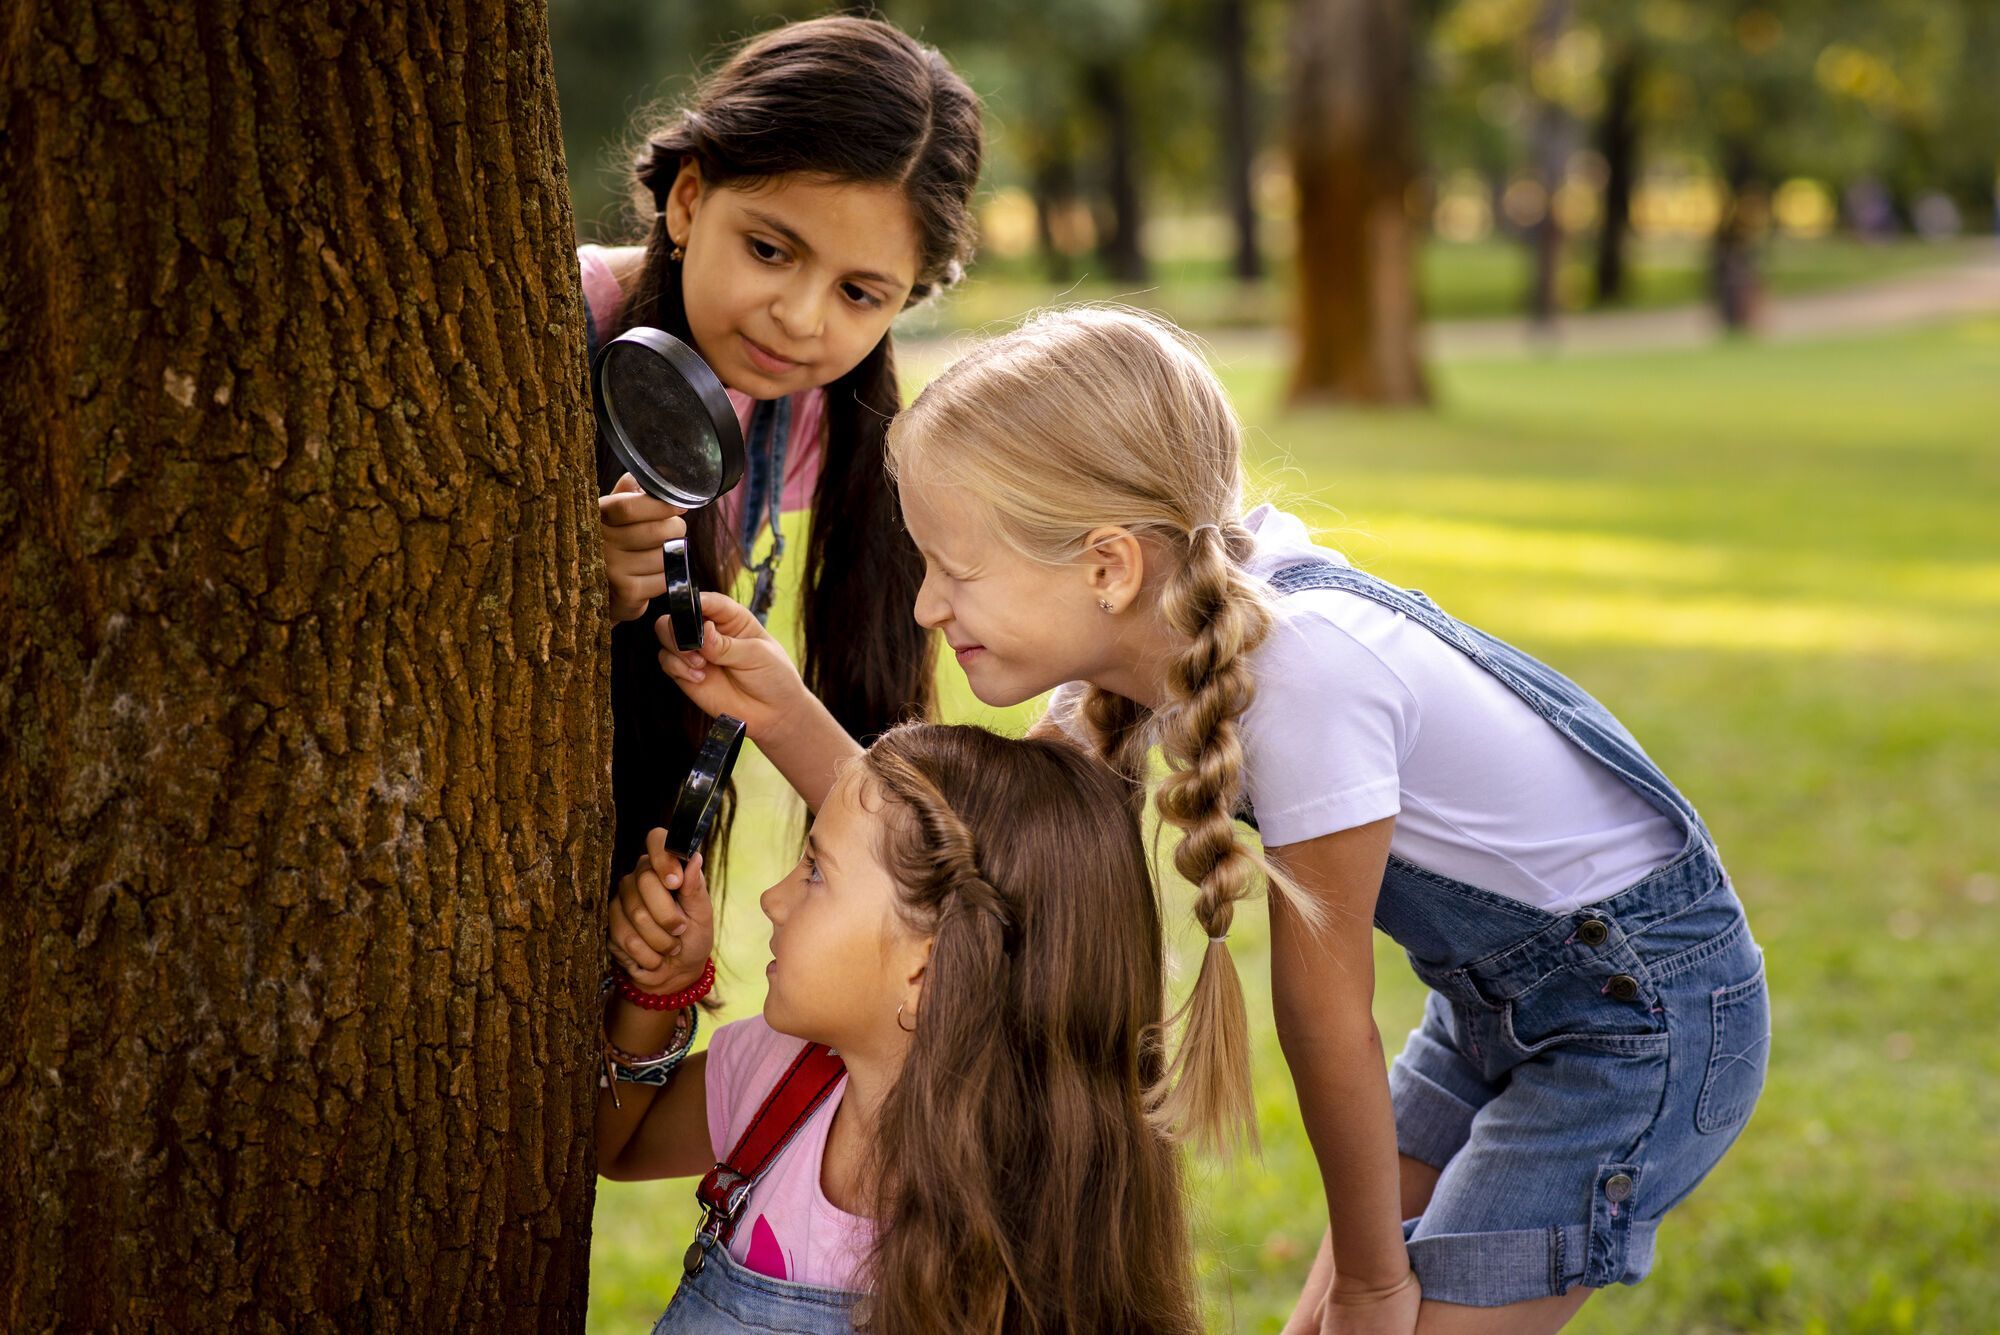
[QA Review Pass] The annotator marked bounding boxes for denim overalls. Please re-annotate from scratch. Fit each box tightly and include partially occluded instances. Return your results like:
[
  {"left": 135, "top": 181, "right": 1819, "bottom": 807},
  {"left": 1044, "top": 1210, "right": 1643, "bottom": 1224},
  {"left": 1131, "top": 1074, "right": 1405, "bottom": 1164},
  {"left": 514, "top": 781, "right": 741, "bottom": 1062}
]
[
  {"left": 1258, "top": 559, "right": 1771, "bottom": 1307},
  {"left": 649, "top": 1236, "right": 861, "bottom": 1334}
]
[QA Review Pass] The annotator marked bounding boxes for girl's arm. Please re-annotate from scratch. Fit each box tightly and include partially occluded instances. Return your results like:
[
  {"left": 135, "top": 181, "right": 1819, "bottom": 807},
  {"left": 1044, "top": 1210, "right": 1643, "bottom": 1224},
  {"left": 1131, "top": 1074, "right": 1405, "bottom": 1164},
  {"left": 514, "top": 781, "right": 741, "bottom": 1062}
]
[
  {"left": 1267, "top": 816, "right": 1422, "bottom": 1333},
  {"left": 658, "top": 592, "right": 860, "bottom": 812},
  {"left": 597, "top": 1018, "right": 714, "bottom": 1181},
  {"left": 597, "top": 835, "right": 721, "bottom": 1180}
]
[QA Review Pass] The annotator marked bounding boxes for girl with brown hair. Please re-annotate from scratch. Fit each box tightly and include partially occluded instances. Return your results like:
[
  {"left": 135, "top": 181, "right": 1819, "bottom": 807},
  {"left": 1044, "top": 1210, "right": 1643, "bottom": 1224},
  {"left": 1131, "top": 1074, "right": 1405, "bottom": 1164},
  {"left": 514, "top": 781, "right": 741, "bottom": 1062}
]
[
  {"left": 595, "top": 723, "right": 1202, "bottom": 1334},
  {"left": 661, "top": 306, "right": 1768, "bottom": 1334},
  {"left": 580, "top": 15, "right": 982, "bottom": 885}
]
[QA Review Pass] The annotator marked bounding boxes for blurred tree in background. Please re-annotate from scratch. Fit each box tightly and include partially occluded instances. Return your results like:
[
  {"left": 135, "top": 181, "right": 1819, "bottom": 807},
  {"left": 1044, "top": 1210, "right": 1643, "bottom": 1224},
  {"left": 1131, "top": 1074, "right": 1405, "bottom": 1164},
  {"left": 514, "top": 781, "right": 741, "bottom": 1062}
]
[{"left": 549, "top": 0, "right": 2000, "bottom": 359}]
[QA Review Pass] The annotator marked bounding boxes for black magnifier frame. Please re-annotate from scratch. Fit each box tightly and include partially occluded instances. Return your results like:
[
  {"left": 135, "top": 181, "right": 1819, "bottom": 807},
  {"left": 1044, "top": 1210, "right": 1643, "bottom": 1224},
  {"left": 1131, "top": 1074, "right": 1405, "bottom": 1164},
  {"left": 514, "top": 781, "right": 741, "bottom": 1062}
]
[
  {"left": 591, "top": 327, "right": 745, "bottom": 511},
  {"left": 665, "top": 714, "right": 748, "bottom": 860},
  {"left": 661, "top": 537, "right": 704, "bottom": 653}
]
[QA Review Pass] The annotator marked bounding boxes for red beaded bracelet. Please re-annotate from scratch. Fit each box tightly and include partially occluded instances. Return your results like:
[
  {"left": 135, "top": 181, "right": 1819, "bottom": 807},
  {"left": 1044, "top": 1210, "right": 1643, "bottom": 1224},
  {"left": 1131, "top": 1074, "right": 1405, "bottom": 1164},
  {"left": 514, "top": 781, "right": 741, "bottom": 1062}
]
[{"left": 616, "top": 957, "right": 716, "bottom": 1011}]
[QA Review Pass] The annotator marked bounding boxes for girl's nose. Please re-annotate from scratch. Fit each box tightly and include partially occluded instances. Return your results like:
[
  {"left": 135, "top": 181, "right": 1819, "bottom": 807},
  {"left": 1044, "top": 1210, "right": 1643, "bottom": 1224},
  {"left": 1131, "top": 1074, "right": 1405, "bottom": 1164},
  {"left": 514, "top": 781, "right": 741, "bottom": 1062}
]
[
  {"left": 770, "top": 280, "right": 826, "bottom": 343},
  {"left": 760, "top": 877, "right": 789, "bottom": 925},
  {"left": 912, "top": 572, "right": 949, "bottom": 630}
]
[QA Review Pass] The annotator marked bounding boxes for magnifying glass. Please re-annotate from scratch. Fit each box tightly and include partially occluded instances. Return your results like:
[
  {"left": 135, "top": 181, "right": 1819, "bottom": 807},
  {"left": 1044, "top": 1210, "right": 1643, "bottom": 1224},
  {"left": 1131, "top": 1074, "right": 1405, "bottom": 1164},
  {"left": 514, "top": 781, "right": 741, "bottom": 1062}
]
[
  {"left": 664, "top": 714, "right": 748, "bottom": 860},
  {"left": 593, "top": 328, "right": 745, "bottom": 650}
]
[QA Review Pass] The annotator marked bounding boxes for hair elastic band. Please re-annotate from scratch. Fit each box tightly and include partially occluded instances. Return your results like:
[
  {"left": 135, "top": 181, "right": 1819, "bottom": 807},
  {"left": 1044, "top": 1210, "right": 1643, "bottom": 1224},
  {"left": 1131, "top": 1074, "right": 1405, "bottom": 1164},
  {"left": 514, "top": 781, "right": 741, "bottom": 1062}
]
[
  {"left": 1209, "top": 934, "right": 1229, "bottom": 945},
  {"left": 1189, "top": 522, "right": 1222, "bottom": 540}
]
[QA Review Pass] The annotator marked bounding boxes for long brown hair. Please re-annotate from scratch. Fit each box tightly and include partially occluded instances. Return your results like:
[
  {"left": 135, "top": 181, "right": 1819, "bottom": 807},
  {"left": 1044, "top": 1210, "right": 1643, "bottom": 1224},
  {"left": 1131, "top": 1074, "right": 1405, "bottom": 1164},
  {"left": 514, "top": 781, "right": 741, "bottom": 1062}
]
[
  {"left": 857, "top": 724, "right": 1202, "bottom": 1335},
  {"left": 599, "top": 17, "right": 983, "bottom": 884}
]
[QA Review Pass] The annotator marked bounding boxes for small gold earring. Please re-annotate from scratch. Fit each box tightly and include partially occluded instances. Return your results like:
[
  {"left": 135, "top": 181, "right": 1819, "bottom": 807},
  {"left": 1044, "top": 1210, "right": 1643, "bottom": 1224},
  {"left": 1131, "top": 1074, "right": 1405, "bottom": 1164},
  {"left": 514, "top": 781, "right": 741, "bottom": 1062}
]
[
  {"left": 1098, "top": 598, "right": 1114, "bottom": 612},
  {"left": 895, "top": 1002, "right": 917, "bottom": 1033},
  {"left": 670, "top": 243, "right": 685, "bottom": 263}
]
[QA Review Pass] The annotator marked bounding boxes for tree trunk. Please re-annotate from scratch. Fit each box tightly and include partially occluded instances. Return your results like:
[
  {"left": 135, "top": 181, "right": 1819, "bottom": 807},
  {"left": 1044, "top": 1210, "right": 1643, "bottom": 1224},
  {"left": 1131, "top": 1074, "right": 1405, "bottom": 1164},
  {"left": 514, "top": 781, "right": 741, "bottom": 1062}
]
[
  {"left": 1525, "top": 0, "right": 1573, "bottom": 327},
  {"left": 1287, "top": 0, "right": 1429, "bottom": 405},
  {"left": 1085, "top": 62, "right": 1149, "bottom": 284},
  {"left": 1032, "top": 137, "right": 1080, "bottom": 286},
  {"left": 1219, "top": 0, "right": 1263, "bottom": 283},
  {"left": 1593, "top": 45, "right": 1640, "bottom": 306},
  {"left": 0, "top": 2, "right": 611, "bottom": 1329},
  {"left": 1712, "top": 140, "right": 1766, "bottom": 331}
]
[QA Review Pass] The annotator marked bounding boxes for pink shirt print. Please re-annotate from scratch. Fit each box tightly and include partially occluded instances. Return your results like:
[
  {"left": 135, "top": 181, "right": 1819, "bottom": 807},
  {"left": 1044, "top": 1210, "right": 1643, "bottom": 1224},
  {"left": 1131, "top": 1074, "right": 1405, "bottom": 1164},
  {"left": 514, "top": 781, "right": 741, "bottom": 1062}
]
[{"left": 703, "top": 1016, "right": 871, "bottom": 1290}]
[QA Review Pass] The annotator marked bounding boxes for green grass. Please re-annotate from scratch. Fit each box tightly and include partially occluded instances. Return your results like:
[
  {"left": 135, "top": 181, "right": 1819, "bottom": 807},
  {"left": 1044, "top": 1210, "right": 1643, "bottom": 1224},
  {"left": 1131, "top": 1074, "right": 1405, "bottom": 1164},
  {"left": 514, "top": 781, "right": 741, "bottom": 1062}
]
[
  {"left": 588, "top": 317, "right": 2000, "bottom": 1331},
  {"left": 900, "top": 235, "right": 1995, "bottom": 336}
]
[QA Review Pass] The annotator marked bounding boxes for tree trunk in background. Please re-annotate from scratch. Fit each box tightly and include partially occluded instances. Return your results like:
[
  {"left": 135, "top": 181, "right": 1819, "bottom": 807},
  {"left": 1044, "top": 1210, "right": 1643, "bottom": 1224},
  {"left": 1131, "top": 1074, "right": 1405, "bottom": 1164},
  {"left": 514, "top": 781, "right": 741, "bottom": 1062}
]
[
  {"left": 1525, "top": 0, "right": 1573, "bottom": 327},
  {"left": 1593, "top": 45, "right": 1640, "bottom": 306},
  {"left": 1085, "top": 62, "right": 1149, "bottom": 284},
  {"left": 1032, "top": 138, "right": 1079, "bottom": 285},
  {"left": 1219, "top": 0, "right": 1264, "bottom": 283},
  {"left": 0, "top": 2, "right": 611, "bottom": 1328},
  {"left": 1287, "top": 0, "right": 1429, "bottom": 405},
  {"left": 1713, "top": 140, "right": 1766, "bottom": 330}
]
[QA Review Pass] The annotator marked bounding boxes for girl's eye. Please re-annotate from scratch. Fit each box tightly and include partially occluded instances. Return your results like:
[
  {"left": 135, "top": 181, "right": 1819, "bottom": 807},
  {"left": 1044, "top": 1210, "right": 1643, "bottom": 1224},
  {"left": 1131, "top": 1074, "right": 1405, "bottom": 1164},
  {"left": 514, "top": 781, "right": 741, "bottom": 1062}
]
[
  {"left": 748, "top": 237, "right": 786, "bottom": 264},
  {"left": 802, "top": 854, "right": 823, "bottom": 885},
  {"left": 842, "top": 282, "right": 883, "bottom": 310}
]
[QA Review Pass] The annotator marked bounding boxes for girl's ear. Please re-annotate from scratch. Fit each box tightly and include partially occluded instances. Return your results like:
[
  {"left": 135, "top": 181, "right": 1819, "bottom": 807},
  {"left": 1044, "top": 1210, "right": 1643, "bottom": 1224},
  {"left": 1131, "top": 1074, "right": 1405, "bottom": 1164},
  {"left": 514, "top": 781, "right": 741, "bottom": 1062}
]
[
  {"left": 664, "top": 159, "right": 704, "bottom": 250},
  {"left": 899, "top": 943, "right": 933, "bottom": 1016},
  {"left": 1081, "top": 526, "right": 1146, "bottom": 613}
]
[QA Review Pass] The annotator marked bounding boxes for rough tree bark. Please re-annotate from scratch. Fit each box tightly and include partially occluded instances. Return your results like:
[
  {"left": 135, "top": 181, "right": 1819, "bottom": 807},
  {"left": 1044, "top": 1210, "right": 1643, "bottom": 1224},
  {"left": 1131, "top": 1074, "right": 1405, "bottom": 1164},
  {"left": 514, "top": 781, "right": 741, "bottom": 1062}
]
[
  {"left": 1287, "top": 0, "right": 1429, "bottom": 405},
  {"left": 0, "top": 1, "right": 611, "bottom": 1329}
]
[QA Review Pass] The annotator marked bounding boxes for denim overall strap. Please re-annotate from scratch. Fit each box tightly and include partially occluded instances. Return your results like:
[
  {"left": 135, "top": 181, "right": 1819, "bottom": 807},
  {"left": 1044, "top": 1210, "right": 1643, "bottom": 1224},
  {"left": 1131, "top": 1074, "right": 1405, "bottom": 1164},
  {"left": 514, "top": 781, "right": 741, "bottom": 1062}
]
[
  {"left": 739, "top": 395, "right": 793, "bottom": 625},
  {"left": 687, "top": 1041, "right": 846, "bottom": 1276},
  {"left": 1261, "top": 560, "right": 1712, "bottom": 850}
]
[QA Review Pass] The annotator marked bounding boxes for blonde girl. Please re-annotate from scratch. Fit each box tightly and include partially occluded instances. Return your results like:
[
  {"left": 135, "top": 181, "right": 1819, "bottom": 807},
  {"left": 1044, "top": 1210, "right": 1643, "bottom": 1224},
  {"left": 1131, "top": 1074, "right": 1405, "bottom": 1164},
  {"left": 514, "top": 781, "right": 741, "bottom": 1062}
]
[{"left": 660, "top": 306, "right": 1770, "bottom": 1334}]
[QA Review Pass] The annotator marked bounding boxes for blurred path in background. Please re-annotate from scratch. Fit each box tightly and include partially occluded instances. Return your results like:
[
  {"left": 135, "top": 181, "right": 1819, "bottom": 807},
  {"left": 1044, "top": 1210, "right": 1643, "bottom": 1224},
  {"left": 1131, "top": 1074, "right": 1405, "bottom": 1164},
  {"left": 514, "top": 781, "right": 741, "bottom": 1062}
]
[
  {"left": 907, "top": 252, "right": 2000, "bottom": 365},
  {"left": 1428, "top": 250, "right": 2000, "bottom": 357}
]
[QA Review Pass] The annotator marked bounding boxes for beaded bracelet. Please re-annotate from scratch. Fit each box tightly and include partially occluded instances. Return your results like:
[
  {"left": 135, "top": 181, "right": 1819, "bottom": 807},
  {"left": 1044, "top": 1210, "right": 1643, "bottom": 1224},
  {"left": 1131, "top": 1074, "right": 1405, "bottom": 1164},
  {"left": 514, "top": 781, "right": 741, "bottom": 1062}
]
[
  {"left": 614, "top": 957, "right": 717, "bottom": 1012},
  {"left": 600, "top": 1005, "right": 699, "bottom": 1107}
]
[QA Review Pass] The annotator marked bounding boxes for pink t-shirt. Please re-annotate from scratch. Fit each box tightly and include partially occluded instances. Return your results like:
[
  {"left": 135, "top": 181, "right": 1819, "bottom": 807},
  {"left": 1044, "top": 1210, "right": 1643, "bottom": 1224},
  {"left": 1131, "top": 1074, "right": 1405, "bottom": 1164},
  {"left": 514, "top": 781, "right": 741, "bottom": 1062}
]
[
  {"left": 578, "top": 243, "right": 826, "bottom": 538},
  {"left": 704, "top": 1016, "right": 871, "bottom": 1290}
]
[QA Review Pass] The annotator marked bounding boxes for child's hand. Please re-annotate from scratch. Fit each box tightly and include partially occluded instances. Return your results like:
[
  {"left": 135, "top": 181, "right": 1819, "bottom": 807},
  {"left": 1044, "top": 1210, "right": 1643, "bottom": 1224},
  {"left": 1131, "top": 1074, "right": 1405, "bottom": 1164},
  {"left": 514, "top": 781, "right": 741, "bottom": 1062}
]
[
  {"left": 657, "top": 592, "right": 812, "bottom": 747},
  {"left": 600, "top": 473, "right": 688, "bottom": 623},
  {"left": 608, "top": 828, "right": 715, "bottom": 994}
]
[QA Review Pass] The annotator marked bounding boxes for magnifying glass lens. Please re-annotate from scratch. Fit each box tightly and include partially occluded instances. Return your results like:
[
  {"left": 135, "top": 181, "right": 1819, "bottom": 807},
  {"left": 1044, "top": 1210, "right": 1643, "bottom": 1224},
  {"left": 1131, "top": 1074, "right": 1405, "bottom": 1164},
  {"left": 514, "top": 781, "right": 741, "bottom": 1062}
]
[{"left": 593, "top": 329, "right": 744, "bottom": 511}]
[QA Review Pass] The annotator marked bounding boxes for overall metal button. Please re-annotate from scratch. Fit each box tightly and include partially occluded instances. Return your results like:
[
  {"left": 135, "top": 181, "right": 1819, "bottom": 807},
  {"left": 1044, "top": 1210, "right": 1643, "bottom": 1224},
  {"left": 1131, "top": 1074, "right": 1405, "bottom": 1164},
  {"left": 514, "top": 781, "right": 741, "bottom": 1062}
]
[
  {"left": 1606, "top": 973, "right": 1640, "bottom": 1002},
  {"left": 1604, "top": 1173, "right": 1635, "bottom": 1203},
  {"left": 1577, "top": 919, "right": 1610, "bottom": 947}
]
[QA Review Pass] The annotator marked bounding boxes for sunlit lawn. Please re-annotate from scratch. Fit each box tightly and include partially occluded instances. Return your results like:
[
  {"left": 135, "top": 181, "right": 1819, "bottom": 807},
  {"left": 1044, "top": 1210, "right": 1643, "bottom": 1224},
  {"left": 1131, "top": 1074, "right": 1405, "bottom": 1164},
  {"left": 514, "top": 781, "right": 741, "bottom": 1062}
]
[{"left": 588, "top": 316, "right": 2000, "bottom": 1332}]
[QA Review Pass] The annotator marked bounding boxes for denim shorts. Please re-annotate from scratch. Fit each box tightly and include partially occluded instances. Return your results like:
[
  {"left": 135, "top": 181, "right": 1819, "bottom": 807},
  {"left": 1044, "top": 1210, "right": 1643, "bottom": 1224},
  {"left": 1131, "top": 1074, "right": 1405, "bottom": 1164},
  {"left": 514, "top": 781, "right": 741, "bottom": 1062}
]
[{"left": 1385, "top": 844, "right": 1770, "bottom": 1306}]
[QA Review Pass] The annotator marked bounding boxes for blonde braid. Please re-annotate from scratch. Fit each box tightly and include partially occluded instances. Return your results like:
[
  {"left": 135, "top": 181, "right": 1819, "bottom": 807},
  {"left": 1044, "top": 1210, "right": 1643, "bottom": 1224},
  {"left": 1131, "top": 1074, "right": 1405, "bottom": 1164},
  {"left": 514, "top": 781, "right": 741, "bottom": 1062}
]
[
  {"left": 1147, "top": 521, "right": 1297, "bottom": 1155},
  {"left": 1078, "top": 685, "right": 1153, "bottom": 818}
]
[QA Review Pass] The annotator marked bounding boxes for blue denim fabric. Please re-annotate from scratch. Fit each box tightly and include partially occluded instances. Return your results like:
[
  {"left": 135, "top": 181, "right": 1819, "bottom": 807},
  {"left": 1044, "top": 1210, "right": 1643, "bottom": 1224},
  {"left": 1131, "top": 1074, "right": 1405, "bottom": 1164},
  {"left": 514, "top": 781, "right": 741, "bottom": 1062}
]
[
  {"left": 1261, "top": 561, "right": 1771, "bottom": 1306},
  {"left": 651, "top": 1236, "right": 862, "bottom": 1334}
]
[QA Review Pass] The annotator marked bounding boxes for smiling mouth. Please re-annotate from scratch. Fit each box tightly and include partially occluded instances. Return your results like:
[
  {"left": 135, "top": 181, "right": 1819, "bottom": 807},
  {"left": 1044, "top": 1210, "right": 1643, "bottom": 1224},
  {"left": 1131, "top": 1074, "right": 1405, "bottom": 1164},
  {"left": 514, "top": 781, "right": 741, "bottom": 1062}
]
[
  {"left": 742, "top": 334, "right": 801, "bottom": 374},
  {"left": 951, "top": 644, "right": 985, "bottom": 661}
]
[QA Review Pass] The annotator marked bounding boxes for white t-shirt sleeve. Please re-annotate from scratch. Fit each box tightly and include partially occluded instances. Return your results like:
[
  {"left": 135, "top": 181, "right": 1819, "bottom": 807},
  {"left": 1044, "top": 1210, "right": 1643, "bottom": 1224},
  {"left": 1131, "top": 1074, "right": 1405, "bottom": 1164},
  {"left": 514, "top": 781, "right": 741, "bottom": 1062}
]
[{"left": 1239, "top": 611, "right": 1419, "bottom": 847}]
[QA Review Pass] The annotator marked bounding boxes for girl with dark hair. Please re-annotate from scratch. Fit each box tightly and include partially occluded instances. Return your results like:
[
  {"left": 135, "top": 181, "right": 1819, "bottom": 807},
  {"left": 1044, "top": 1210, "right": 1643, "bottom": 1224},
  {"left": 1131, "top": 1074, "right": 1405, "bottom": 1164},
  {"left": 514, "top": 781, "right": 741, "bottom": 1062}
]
[
  {"left": 580, "top": 15, "right": 983, "bottom": 886},
  {"left": 596, "top": 724, "right": 1204, "bottom": 1334}
]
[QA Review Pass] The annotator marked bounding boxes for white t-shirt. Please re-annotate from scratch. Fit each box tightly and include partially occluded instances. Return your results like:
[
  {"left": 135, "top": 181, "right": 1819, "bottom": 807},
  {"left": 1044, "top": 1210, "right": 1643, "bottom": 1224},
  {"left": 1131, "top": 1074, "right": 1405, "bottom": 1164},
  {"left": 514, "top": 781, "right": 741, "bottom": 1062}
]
[{"left": 1049, "top": 506, "right": 1684, "bottom": 914}]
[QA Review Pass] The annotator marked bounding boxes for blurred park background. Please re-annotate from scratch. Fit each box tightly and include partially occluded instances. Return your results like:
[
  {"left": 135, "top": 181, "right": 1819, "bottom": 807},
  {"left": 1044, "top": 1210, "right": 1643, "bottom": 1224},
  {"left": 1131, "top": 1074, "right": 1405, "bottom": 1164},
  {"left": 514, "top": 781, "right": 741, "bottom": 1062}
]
[{"left": 553, "top": 2, "right": 2000, "bottom": 1330}]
